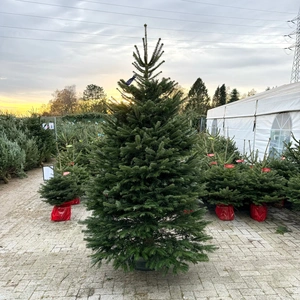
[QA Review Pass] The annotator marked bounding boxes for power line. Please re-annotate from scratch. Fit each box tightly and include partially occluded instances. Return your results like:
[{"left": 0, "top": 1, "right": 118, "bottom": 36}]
[
  {"left": 0, "top": 35, "right": 126, "bottom": 46},
  {"left": 0, "top": 25, "right": 141, "bottom": 40},
  {"left": 0, "top": 11, "right": 141, "bottom": 29},
  {"left": 0, "top": 11, "right": 289, "bottom": 37},
  {"left": 180, "top": 0, "right": 296, "bottom": 15},
  {"left": 0, "top": 35, "right": 289, "bottom": 49},
  {"left": 13, "top": 0, "right": 289, "bottom": 29},
  {"left": 0, "top": 25, "right": 287, "bottom": 44},
  {"left": 69, "top": 0, "right": 289, "bottom": 23}
]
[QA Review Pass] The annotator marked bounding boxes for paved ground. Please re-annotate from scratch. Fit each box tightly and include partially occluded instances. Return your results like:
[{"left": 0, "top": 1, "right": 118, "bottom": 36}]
[{"left": 1, "top": 168, "right": 300, "bottom": 300}]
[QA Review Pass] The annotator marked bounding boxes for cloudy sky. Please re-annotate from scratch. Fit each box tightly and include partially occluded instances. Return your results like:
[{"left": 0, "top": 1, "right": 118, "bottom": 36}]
[{"left": 0, "top": 0, "right": 299, "bottom": 113}]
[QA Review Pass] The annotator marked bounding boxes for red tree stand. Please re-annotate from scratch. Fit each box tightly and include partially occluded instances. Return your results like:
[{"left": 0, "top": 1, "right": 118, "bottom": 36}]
[
  {"left": 250, "top": 203, "right": 267, "bottom": 222},
  {"left": 60, "top": 197, "right": 81, "bottom": 207},
  {"left": 215, "top": 204, "right": 234, "bottom": 221},
  {"left": 51, "top": 205, "right": 71, "bottom": 221}
]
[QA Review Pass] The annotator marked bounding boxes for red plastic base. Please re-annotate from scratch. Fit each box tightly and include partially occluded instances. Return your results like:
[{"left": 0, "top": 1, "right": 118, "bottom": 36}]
[
  {"left": 60, "top": 197, "right": 81, "bottom": 207},
  {"left": 51, "top": 205, "right": 71, "bottom": 221},
  {"left": 71, "top": 197, "right": 80, "bottom": 205},
  {"left": 215, "top": 204, "right": 234, "bottom": 221},
  {"left": 250, "top": 203, "right": 267, "bottom": 222}
]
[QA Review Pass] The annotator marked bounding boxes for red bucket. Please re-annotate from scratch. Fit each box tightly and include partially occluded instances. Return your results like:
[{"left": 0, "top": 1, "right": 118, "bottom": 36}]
[
  {"left": 51, "top": 205, "right": 71, "bottom": 222},
  {"left": 250, "top": 203, "right": 267, "bottom": 222},
  {"left": 215, "top": 204, "right": 234, "bottom": 221}
]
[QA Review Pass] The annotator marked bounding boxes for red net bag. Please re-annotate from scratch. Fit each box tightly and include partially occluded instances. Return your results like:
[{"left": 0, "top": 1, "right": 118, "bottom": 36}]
[
  {"left": 60, "top": 197, "right": 80, "bottom": 207},
  {"left": 250, "top": 203, "right": 267, "bottom": 222},
  {"left": 215, "top": 204, "right": 234, "bottom": 221},
  {"left": 51, "top": 205, "right": 71, "bottom": 222}
]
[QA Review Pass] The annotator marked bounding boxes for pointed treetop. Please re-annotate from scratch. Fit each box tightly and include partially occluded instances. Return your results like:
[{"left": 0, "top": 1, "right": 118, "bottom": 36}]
[
  {"left": 132, "top": 24, "right": 165, "bottom": 81},
  {"left": 117, "top": 24, "right": 172, "bottom": 101}
]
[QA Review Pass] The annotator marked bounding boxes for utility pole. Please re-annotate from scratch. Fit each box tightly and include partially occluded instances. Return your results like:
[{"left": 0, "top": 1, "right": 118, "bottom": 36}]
[{"left": 290, "top": 8, "right": 300, "bottom": 83}]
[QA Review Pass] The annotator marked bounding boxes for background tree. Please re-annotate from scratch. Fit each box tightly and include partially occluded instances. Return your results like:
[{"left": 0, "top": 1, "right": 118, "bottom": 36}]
[
  {"left": 49, "top": 85, "right": 78, "bottom": 116},
  {"left": 83, "top": 24, "right": 216, "bottom": 274},
  {"left": 219, "top": 83, "right": 227, "bottom": 106},
  {"left": 228, "top": 88, "right": 240, "bottom": 103},
  {"left": 211, "top": 83, "right": 226, "bottom": 107},
  {"left": 184, "top": 78, "right": 210, "bottom": 116},
  {"left": 80, "top": 84, "right": 108, "bottom": 113},
  {"left": 83, "top": 84, "right": 105, "bottom": 101},
  {"left": 240, "top": 88, "right": 257, "bottom": 99},
  {"left": 211, "top": 86, "right": 220, "bottom": 108},
  {"left": 247, "top": 88, "right": 257, "bottom": 97},
  {"left": 169, "top": 84, "right": 187, "bottom": 111},
  {"left": 183, "top": 78, "right": 210, "bottom": 131}
]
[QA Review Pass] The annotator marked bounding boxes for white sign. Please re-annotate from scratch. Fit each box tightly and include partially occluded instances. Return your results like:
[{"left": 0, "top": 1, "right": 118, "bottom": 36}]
[
  {"left": 42, "top": 122, "right": 55, "bottom": 130},
  {"left": 42, "top": 166, "right": 54, "bottom": 181}
]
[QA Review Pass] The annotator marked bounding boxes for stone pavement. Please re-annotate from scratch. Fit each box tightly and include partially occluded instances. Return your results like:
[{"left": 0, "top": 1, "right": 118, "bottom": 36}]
[{"left": 1, "top": 168, "right": 300, "bottom": 300}]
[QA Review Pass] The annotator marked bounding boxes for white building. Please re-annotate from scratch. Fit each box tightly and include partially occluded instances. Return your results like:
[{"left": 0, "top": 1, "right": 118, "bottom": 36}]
[{"left": 206, "top": 82, "right": 300, "bottom": 160}]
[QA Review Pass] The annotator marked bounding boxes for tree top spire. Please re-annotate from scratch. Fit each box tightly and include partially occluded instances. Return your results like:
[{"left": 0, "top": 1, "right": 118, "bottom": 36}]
[{"left": 132, "top": 24, "right": 165, "bottom": 81}]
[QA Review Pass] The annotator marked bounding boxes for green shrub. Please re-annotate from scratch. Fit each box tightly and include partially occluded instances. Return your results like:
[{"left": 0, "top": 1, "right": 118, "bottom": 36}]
[
  {"left": 23, "top": 115, "right": 56, "bottom": 163},
  {"left": 0, "top": 117, "right": 39, "bottom": 171},
  {"left": 22, "top": 137, "right": 40, "bottom": 171},
  {"left": 286, "top": 174, "right": 300, "bottom": 210},
  {"left": 0, "top": 114, "right": 57, "bottom": 183},
  {"left": 0, "top": 132, "right": 26, "bottom": 183},
  {"left": 61, "top": 112, "right": 105, "bottom": 123},
  {"left": 267, "top": 157, "right": 298, "bottom": 180},
  {"left": 55, "top": 120, "right": 103, "bottom": 169},
  {"left": 196, "top": 132, "right": 241, "bottom": 169},
  {"left": 284, "top": 133, "right": 300, "bottom": 168},
  {"left": 10, "top": 130, "right": 39, "bottom": 171},
  {"left": 241, "top": 165, "right": 287, "bottom": 206}
]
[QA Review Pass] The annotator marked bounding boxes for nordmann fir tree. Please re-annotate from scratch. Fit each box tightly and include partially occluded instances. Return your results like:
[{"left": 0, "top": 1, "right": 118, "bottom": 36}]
[{"left": 83, "top": 24, "right": 216, "bottom": 274}]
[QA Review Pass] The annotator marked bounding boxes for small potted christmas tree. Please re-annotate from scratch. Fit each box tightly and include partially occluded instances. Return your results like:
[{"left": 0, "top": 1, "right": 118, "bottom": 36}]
[
  {"left": 267, "top": 156, "right": 298, "bottom": 208},
  {"left": 199, "top": 135, "right": 244, "bottom": 220},
  {"left": 39, "top": 172, "right": 81, "bottom": 221},
  {"left": 56, "top": 164, "right": 89, "bottom": 206},
  {"left": 201, "top": 164, "right": 244, "bottom": 220},
  {"left": 241, "top": 165, "right": 286, "bottom": 221},
  {"left": 286, "top": 174, "right": 300, "bottom": 210},
  {"left": 277, "top": 133, "right": 300, "bottom": 208},
  {"left": 53, "top": 143, "right": 90, "bottom": 206}
]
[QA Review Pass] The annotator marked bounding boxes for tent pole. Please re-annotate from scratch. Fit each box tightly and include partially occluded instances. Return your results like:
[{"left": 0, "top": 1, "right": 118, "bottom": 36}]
[{"left": 253, "top": 100, "right": 258, "bottom": 156}]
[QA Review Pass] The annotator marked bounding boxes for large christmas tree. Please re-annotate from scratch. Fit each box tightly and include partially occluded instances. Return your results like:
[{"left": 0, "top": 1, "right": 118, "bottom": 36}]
[{"left": 83, "top": 24, "right": 216, "bottom": 274}]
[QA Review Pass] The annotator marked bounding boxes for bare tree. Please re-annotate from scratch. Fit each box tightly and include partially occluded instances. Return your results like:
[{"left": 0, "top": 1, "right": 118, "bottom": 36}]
[{"left": 49, "top": 85, "right": 78, "bottom": 116}]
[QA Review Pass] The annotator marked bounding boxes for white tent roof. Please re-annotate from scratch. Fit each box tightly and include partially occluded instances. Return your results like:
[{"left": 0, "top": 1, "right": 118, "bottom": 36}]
[
  {"left": 207, "top": 82, "right": 300, "bottom": 119},
  {"left": 206, "top": 82, "right": 300, "bottom": 160}
]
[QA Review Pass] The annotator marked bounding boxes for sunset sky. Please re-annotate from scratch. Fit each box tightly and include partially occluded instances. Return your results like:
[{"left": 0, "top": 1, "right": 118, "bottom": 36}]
[{"left": 1, "top": 0, "right": 299, "bottom": 115}]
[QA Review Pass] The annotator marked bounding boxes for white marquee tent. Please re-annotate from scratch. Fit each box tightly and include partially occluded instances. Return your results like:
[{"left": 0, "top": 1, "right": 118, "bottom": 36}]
[{"left": 206, "top": 82, "right": 300, "bottom": 160}]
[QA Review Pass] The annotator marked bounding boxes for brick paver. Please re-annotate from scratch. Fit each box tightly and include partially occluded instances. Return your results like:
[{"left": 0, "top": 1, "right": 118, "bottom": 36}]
[{"left": 1, "top": 168, "right": 300, "bottom": 300}]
